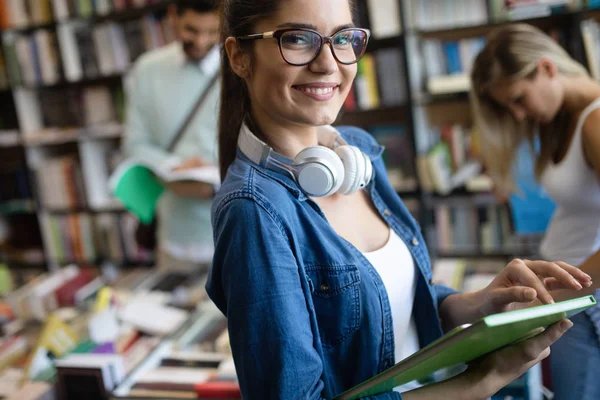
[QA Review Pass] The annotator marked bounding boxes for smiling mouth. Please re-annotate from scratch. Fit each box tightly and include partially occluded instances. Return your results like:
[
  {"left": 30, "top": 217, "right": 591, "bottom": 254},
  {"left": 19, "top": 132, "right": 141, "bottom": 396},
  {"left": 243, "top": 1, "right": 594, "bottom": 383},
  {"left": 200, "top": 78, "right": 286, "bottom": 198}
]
[{"left": 293, "top": 86, "right": 337, "bottom": 94}]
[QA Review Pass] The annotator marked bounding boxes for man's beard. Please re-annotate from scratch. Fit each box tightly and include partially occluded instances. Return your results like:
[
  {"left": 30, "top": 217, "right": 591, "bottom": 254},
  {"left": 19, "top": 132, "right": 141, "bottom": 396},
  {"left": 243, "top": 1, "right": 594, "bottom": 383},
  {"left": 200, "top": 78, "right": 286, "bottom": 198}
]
[{"left": 183, "top": 41, "right": 203, "bottom": 61}]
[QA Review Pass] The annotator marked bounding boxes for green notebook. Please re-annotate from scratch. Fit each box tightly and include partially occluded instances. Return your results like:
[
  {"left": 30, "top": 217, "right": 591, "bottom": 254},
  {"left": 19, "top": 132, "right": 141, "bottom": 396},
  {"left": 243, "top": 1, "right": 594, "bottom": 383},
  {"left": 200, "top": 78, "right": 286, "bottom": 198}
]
[
  {"left": 109, "top": 159, "right": 220, "bottom": 223},
  {"left": 335, "top": 295, "right": 596, "bottom": 399},
  {"left": 110, "top": 164, "right": 165, "bottom": 223}
]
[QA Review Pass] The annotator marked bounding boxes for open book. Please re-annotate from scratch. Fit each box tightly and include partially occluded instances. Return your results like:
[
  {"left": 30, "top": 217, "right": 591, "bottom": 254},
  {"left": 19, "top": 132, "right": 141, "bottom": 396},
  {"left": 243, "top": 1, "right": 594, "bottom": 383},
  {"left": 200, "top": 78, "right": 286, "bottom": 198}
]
[
  {"left": 335, "top": 295, "right": 596, "bottom": 399},
  {"left": 109, "top": 159, "right": 220, "bottom": 223}
]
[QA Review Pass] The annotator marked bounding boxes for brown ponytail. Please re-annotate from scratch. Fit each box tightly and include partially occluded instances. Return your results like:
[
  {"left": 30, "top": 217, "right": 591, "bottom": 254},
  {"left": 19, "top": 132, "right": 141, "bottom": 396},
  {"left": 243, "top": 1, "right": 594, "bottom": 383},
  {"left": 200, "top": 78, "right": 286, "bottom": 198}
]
[{"left": 218, "top": 0, "right": 279, "bottom": 181}]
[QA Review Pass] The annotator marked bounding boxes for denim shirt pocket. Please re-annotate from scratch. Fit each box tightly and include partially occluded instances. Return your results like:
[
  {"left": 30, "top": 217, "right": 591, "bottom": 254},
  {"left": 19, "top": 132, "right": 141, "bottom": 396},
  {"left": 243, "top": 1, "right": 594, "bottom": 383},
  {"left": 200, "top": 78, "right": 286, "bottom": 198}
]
[{"left": 305, "top": 264, "right": 361, "bottom": 347}]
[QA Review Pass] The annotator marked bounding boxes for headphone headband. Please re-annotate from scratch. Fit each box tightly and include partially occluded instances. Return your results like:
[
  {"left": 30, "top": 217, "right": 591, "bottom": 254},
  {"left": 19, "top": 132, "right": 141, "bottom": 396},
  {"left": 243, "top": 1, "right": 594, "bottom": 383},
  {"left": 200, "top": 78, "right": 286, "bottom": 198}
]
[{"left": 237, "top": 122, "right": 372, "bottom": 197}]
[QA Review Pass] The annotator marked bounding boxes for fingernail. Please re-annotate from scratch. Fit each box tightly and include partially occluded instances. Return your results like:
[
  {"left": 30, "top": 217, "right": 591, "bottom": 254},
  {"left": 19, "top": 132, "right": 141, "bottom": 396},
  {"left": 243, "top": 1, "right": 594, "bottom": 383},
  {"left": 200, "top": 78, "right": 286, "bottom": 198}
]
[
  {"left": 561, "top": 320, "right": 573, "bottom": 330},
  {"left": 585, "top": 274, "right": 593, "bottom": 280},
  {"left": 584, "top": 281, "right": 593, "bottom": 287},
  {"left": 573, "top": 279, "right": 583, "bottom": 290}
]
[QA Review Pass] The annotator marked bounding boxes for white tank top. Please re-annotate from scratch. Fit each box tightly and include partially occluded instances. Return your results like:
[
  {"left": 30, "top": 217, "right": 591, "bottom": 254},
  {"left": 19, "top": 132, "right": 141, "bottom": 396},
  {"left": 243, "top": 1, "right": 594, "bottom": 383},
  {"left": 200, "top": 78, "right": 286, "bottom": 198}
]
[
  {"left": 362, "top": 228, "right": 421, "bottom": 392},
  {"left": 539, "top": 98, "right": 600, "bottom": 265}
]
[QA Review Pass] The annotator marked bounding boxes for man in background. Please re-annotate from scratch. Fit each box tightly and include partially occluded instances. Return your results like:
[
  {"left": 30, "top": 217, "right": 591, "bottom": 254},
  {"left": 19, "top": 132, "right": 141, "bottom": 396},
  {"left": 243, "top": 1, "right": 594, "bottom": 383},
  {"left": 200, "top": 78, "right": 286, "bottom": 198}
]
[{"left": 123, "top": 0, "right": 221, "bottom": 272}]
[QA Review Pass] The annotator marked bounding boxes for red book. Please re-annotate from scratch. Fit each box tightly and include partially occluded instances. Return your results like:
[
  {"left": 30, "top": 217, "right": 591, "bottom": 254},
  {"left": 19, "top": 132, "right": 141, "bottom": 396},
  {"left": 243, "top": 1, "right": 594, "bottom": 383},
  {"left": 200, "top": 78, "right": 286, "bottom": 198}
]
[
  {"left": 194, "top": 381, "right": 241, "bottom": 399},
  {"left": 55, "top": 269, "right": 95, "bottom": 307}
]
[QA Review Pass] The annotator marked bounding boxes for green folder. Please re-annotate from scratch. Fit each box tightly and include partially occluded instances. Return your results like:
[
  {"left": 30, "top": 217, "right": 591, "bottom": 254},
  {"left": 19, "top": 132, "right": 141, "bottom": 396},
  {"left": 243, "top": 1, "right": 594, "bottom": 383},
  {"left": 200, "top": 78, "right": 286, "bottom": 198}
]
[
  {"left": 336, "top": 295, "right": 597, "bottom": 399},
  {"left": 111, "top": 165, "right": 165, "bottom": 224}
]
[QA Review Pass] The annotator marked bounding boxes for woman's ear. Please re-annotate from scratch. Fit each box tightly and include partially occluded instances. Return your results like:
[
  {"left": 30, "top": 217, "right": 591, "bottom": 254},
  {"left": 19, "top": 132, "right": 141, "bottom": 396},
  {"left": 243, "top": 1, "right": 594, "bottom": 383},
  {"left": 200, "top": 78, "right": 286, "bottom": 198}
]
[
  {"left": 537, "top": 57, "right": 558, "bottom": 79},
  {"left": 225, "top": 37, "right": 250, "bottom": 79}
]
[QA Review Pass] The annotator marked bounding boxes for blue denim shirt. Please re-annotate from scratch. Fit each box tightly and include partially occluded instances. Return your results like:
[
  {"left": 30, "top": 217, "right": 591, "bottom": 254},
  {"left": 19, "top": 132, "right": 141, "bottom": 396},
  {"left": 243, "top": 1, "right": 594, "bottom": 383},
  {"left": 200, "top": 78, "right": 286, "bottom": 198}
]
[{"left": 206, "top": 126, "right": 458, "bottom": 399}]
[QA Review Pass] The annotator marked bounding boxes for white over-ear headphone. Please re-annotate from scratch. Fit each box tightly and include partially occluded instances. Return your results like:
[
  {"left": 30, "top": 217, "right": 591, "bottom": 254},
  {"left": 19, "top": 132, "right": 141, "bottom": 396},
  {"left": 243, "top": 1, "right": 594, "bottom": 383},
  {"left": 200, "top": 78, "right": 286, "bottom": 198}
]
[{"left": 237, "top": 122, "right": 373, "bottom": 197}]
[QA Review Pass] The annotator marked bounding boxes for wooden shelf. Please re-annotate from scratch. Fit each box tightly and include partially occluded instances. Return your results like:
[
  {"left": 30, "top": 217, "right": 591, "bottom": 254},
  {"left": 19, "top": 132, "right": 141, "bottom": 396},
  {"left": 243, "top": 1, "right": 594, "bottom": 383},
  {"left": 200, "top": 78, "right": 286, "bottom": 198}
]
[
  {"left": 0, "top": 0, "right": 176, "bottom": 35},
  {"left": 336, "top": 105, "right": 408, "bottom": 126},
  {"left": 413, "top": 6, "right": 587, "bottom": 40},
  {"left": 433, "top": 250, "right": 518, "bottom": 260},
  {"left": 423, "top": 191, "right": 497, "bottom": 207},
  {"left": 0, "top": 199, "right": 36, "bottom": 215},
  {"left": 44, "top": 206, "right": 126, "bottom": 215},
  {"left": 414, "top": 91, "right": 470, "bottom": 106},
  {"left": 366, "top": 34, "right": 404, "bottom": 53},
  {"left": 16, "top": 73, "right": 124, "bottom": 91},
  {"left": 0, "top": 131, "right": 22, "bottom": 147},
  {"left": 23, "top": 123, "right": 123, "bottom": 147}
]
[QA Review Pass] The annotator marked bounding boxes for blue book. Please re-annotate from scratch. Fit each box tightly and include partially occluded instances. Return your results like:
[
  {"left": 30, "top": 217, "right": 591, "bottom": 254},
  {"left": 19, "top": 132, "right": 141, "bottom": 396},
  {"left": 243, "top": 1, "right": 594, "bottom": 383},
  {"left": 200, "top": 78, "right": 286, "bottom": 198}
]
[
  {"left": 442, "top": 41, "right": 462, "bottom": 74},
  {"left": 509, "top": 141, "right": 555, "bottom": 234}
]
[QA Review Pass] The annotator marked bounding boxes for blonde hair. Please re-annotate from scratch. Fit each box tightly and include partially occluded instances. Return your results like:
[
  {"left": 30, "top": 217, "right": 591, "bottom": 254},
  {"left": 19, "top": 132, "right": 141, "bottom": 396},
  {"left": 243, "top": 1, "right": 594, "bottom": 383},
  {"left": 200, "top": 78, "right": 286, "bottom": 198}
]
[{"left": 470, "top": 23, "right": 589, "bottom": 195}]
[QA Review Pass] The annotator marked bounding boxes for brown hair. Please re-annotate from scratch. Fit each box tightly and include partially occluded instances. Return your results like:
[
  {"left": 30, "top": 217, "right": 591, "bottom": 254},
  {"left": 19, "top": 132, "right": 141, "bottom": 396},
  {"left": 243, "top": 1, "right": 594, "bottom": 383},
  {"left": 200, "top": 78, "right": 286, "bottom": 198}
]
[{"left": 470, "top": 23, "right": 588, "bottom": 194}]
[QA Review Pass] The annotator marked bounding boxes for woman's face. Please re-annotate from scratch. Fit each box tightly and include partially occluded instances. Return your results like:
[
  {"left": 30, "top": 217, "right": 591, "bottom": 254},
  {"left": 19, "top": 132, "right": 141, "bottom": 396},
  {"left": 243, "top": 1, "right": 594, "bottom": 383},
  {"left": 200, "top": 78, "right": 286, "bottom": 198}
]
[
  {"left": 488, "top": 60, "right": 564, "bottom": 124},
  {"left": 242, "top": 0, "right": 357, "bottom": 130}
]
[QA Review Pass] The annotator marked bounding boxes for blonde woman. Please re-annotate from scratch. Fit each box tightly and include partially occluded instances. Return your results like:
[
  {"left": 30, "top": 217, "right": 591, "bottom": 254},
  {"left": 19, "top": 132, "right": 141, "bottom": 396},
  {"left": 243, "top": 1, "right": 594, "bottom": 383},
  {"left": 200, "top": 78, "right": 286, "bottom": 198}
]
[{"left": 471, "top": 23, "right": 600, "bottom": 399}]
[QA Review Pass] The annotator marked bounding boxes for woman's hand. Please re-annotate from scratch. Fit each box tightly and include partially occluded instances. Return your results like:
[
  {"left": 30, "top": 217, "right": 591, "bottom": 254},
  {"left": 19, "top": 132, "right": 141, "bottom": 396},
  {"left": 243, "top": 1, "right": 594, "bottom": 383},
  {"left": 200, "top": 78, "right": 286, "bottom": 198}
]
[
  {"left": 403, "top": 319, "right": 573, "bottom": 400},
  {"left": 463, "top": 319, "right": 573, "bottom": 399},
  {"left": 439, "top": 259, "right": 592, "bottom": 330},
  {"left": 475, "top": 259, "right": 592, "bottom": 317}
]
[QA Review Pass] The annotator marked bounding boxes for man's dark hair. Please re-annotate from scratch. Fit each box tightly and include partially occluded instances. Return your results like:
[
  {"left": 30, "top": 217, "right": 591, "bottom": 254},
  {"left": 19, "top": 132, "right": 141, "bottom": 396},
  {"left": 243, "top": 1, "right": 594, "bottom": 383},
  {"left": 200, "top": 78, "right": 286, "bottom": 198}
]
[{"left": 177, "top": 0, "right": 220, "bottom": 15}]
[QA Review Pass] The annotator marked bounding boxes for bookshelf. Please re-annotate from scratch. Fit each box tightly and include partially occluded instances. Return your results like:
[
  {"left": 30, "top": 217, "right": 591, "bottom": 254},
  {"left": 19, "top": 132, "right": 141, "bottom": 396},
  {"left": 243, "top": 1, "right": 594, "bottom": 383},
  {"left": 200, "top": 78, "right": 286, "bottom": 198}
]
[
  {"left": 0, "top": 0, "right": 178, "bottom": 273},
  {"left": 0, "top": 0, "right": 596, "bottom": 276},
  {"left": 397, "top": 0, "right": 600, "bottom": 267}
]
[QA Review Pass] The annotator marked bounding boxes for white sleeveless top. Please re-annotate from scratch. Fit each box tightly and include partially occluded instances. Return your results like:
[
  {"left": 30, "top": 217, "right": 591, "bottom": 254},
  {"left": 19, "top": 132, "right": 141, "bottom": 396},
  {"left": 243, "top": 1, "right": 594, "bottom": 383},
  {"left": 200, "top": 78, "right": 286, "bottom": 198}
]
[
  {"left": 540, "top": 98, "right": 600, "bottom": 265},
  {"left": 362, "top": 228, "right": 421, "bottom": 392}
]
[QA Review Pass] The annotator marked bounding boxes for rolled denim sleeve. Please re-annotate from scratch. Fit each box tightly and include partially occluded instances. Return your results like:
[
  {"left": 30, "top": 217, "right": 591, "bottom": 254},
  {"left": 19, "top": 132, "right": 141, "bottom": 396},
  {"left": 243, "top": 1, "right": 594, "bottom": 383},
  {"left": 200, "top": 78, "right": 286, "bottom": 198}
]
[
  {"left": 207, "top": 197, "right": 402, "bottom": 400},
  {"left": 434, "top": 284, "right": 460, "bottom": 309}
]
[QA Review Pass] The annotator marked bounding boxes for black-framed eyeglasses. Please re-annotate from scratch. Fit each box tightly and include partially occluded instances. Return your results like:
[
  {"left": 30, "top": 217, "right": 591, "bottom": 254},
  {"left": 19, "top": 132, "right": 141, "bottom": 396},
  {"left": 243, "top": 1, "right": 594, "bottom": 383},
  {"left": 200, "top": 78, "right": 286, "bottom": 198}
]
[{"left": 236, "top": 27, "right": 370, "bottom": 66}]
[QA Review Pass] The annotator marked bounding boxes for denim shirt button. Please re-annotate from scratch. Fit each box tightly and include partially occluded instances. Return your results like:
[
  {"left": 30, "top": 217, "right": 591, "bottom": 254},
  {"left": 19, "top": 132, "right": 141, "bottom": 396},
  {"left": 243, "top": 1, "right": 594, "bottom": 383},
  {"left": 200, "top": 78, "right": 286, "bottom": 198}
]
[
  {"left": 320, "top": 283, "right": 329, "bottom": 292},
  {"left": 383, "top": 209, "right": 391, "bottom": 216},
  {"left": 411, "top": 237, "right": 419, "bottom": 246}
]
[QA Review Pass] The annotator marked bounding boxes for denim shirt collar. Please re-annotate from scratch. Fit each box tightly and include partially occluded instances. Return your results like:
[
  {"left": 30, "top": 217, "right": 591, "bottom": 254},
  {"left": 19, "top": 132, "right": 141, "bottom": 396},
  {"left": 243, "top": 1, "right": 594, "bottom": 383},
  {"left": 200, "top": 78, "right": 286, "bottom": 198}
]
[{"left": 235, "top": 126, "right": 385, "bottom": 201}]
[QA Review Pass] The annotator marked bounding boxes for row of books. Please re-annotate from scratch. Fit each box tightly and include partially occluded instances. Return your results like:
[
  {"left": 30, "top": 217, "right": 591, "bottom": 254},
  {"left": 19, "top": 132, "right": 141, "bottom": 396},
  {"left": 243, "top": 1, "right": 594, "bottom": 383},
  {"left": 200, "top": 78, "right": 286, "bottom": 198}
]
[
  {"left": 344, "top": 47, "right": 407, "bottom": 111},
  {"left": 407, "top": 0, "right": 572, "bottom": 31},
  {"left": 421, "top": 37, "right": 486, "bottom": 95},
  {"left": 36, "top": 155, "right": 87, "bottom": 210},
  {"left": 369, "top": 124, "right": 418, "bottom": 192},
  {"left": 428, "top": 202, "right": 513, "bottom": 254},
  {"left": 0, "top": 50, "right": 8, "bottom": 89},
  {"left": 353, "top": 0, "right": 402, "bottom": 39},
  {"left": 491, "top": 0, "right": 572, "bottom": 21},
  {"left": 582, "top": 18, "right": 600, "bottom": 81},
  {"left": 432, "top": 258, "right": 506, "bottom": 292},
  {"left": 407, "top": 0, "right": 489, "bottom": 31},
  {"left": 0, "top": 0, "right": 171, "bottom": 29},
  {"left": 2, "top": 13, "right": 175, "bottom": 87},
  {"left": 0, "top": 165, "right": 33, "bottom": 206},
  {"left": 42, "top": 212, "right": 154, "bottom": 267},
  {"left": 416, "top": 124, "right": 492, "bottom": 195}
]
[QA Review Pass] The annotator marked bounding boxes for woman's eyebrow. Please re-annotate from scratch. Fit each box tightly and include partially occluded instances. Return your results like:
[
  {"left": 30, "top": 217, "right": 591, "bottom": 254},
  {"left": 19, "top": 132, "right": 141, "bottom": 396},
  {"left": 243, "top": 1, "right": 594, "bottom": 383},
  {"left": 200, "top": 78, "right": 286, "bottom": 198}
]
[{"left": 276, "top": 22, "right": 356, "bottom": 33}]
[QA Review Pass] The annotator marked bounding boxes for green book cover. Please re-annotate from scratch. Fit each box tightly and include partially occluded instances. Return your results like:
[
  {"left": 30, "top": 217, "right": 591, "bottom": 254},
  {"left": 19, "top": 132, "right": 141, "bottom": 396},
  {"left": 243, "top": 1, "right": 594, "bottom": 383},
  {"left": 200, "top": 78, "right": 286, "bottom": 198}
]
[
  {"left": 111, "top": 164, "right": 165, "bottom": 224},
  {"left": 336, "top": 295, "right": 596, "bottom": 399},
  {"left": 110, "top": 159, "right": 220, "bottom": 223}
]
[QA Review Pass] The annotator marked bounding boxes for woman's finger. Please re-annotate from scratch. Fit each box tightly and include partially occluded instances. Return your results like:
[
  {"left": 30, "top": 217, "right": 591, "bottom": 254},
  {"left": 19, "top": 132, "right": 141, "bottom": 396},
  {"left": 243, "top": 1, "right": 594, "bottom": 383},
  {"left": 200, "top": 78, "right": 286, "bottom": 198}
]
[
  {"left": 506, "top": 260, "right": 556, "bottom": 304},
  {"left": 517, "top": 319, "right": 573, "bottom": 362},
  {"left": 491, "top": 286, "right": 537, "bottom": 307},
  {"left": 521, "top": 260, "right": 584, "bottom": 290},
  {"left": 555, "top": 261, "right": 592, "bottom": 282},
  {"left": 544, "top": 277, "right": 593, "bottom": 291}
]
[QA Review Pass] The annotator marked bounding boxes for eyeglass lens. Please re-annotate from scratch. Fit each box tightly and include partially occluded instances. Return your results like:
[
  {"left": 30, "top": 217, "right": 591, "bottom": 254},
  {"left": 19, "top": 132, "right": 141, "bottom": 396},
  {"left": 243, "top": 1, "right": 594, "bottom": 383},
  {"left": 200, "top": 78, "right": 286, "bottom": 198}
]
[{"left": 279, "top": 29, "right": 367, "bottom": 65}]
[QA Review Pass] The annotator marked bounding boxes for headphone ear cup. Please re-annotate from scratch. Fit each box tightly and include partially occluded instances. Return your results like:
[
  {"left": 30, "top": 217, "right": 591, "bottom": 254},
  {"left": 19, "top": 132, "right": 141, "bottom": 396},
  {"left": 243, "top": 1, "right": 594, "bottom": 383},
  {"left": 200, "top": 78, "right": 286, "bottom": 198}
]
[
  {"left": 294, "top": 146, "right": 344, "bottom": 197},
  {"left": 363, "top": 152, "right": 373, "bottom": 185},
  {"left": 335, "top": 145, "right": 365, "bottom": 195}
]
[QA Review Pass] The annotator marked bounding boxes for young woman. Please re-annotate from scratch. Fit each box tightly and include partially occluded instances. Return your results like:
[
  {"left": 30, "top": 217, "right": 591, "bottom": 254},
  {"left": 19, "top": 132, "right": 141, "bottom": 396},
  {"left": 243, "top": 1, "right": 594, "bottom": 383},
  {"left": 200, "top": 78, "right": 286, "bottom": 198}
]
[
  {"left": 471, "top": 23, "right": 600, "bottom": 400},
  {"left": 205, "top": 4, "right": 590, "bottom": 399}
]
